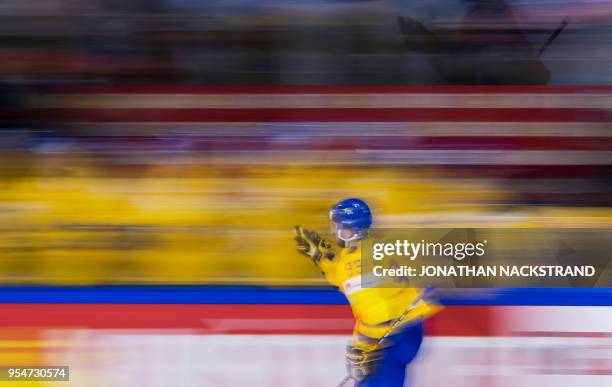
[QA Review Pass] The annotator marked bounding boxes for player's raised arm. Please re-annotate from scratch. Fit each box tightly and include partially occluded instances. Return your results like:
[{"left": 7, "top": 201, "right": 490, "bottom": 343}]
[{"left": 293, "top": 225, "right": 336, "bottom": 269}]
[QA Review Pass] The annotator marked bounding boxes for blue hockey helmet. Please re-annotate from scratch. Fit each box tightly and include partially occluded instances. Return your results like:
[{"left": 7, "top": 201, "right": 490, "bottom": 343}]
[{"left": 329, "top": 198, "right": 372, "bottom": 242}]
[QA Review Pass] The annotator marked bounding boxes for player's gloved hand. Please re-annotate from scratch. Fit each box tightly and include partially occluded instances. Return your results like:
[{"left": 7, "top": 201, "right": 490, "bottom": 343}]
[
  {"left": 293, "top": 226, "right": 336, "bottom": 263},
  {"left": 345, "top": 344, "right": 382, "bottom": 381}
]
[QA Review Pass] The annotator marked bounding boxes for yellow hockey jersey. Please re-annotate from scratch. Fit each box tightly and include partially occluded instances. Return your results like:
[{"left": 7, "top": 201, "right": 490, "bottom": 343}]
[{"left": 317, "top": 241, "right": 440, "bottom": 342}]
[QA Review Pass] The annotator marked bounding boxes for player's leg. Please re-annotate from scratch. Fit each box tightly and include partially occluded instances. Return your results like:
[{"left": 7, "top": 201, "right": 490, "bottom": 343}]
[
  {"left": 356, "top": 363, "right": 406, "bottom": 387},
  {"left": 356, "top": 323, "right": 424, "bottom": 387},
  {"left": 396, "top": 322, "right": 424, "bottom": 365}
]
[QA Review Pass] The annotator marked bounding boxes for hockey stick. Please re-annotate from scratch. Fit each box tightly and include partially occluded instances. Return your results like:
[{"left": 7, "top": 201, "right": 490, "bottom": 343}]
[
  {"left": 336, "top": 286, "right": 434, "bottom": 387},
  {"left": 538, "top": 18, "right": 569, "bottom": 57}
]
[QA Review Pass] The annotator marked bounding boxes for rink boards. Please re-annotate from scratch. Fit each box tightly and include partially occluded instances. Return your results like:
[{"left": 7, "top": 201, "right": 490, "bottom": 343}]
[{"left": 0, "top": 286, "right": 610, "bottom": 386}]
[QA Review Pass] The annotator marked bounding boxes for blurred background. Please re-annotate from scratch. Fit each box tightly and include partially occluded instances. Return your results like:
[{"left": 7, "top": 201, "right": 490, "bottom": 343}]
[{"left": 0, "top": 0, "right": 612, "bottom": 386}]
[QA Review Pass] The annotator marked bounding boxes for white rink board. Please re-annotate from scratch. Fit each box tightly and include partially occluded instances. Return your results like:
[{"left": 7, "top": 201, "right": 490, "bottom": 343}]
[{"left": 49, "top": 332, "right": 612, "bottom": 387}]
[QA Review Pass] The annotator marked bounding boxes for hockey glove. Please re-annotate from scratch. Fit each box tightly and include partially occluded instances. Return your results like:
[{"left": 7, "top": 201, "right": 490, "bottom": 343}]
[
  {"left": 293, "top": 225, "right": 336, "bottom": 264},
  {"left": 345, "top": 344, "right": 383, "bottom": 381}
]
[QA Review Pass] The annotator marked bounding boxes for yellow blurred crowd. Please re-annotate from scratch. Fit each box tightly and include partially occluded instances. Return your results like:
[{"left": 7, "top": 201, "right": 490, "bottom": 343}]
[{"left": 1, "top": 153, "right": 610, "bottom": 285}]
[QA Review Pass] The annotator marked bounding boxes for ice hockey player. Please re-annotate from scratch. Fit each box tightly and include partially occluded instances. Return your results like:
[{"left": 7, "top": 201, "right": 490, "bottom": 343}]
[{"left": 294, "top": 198, "right": 439, "bottom": 386}]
